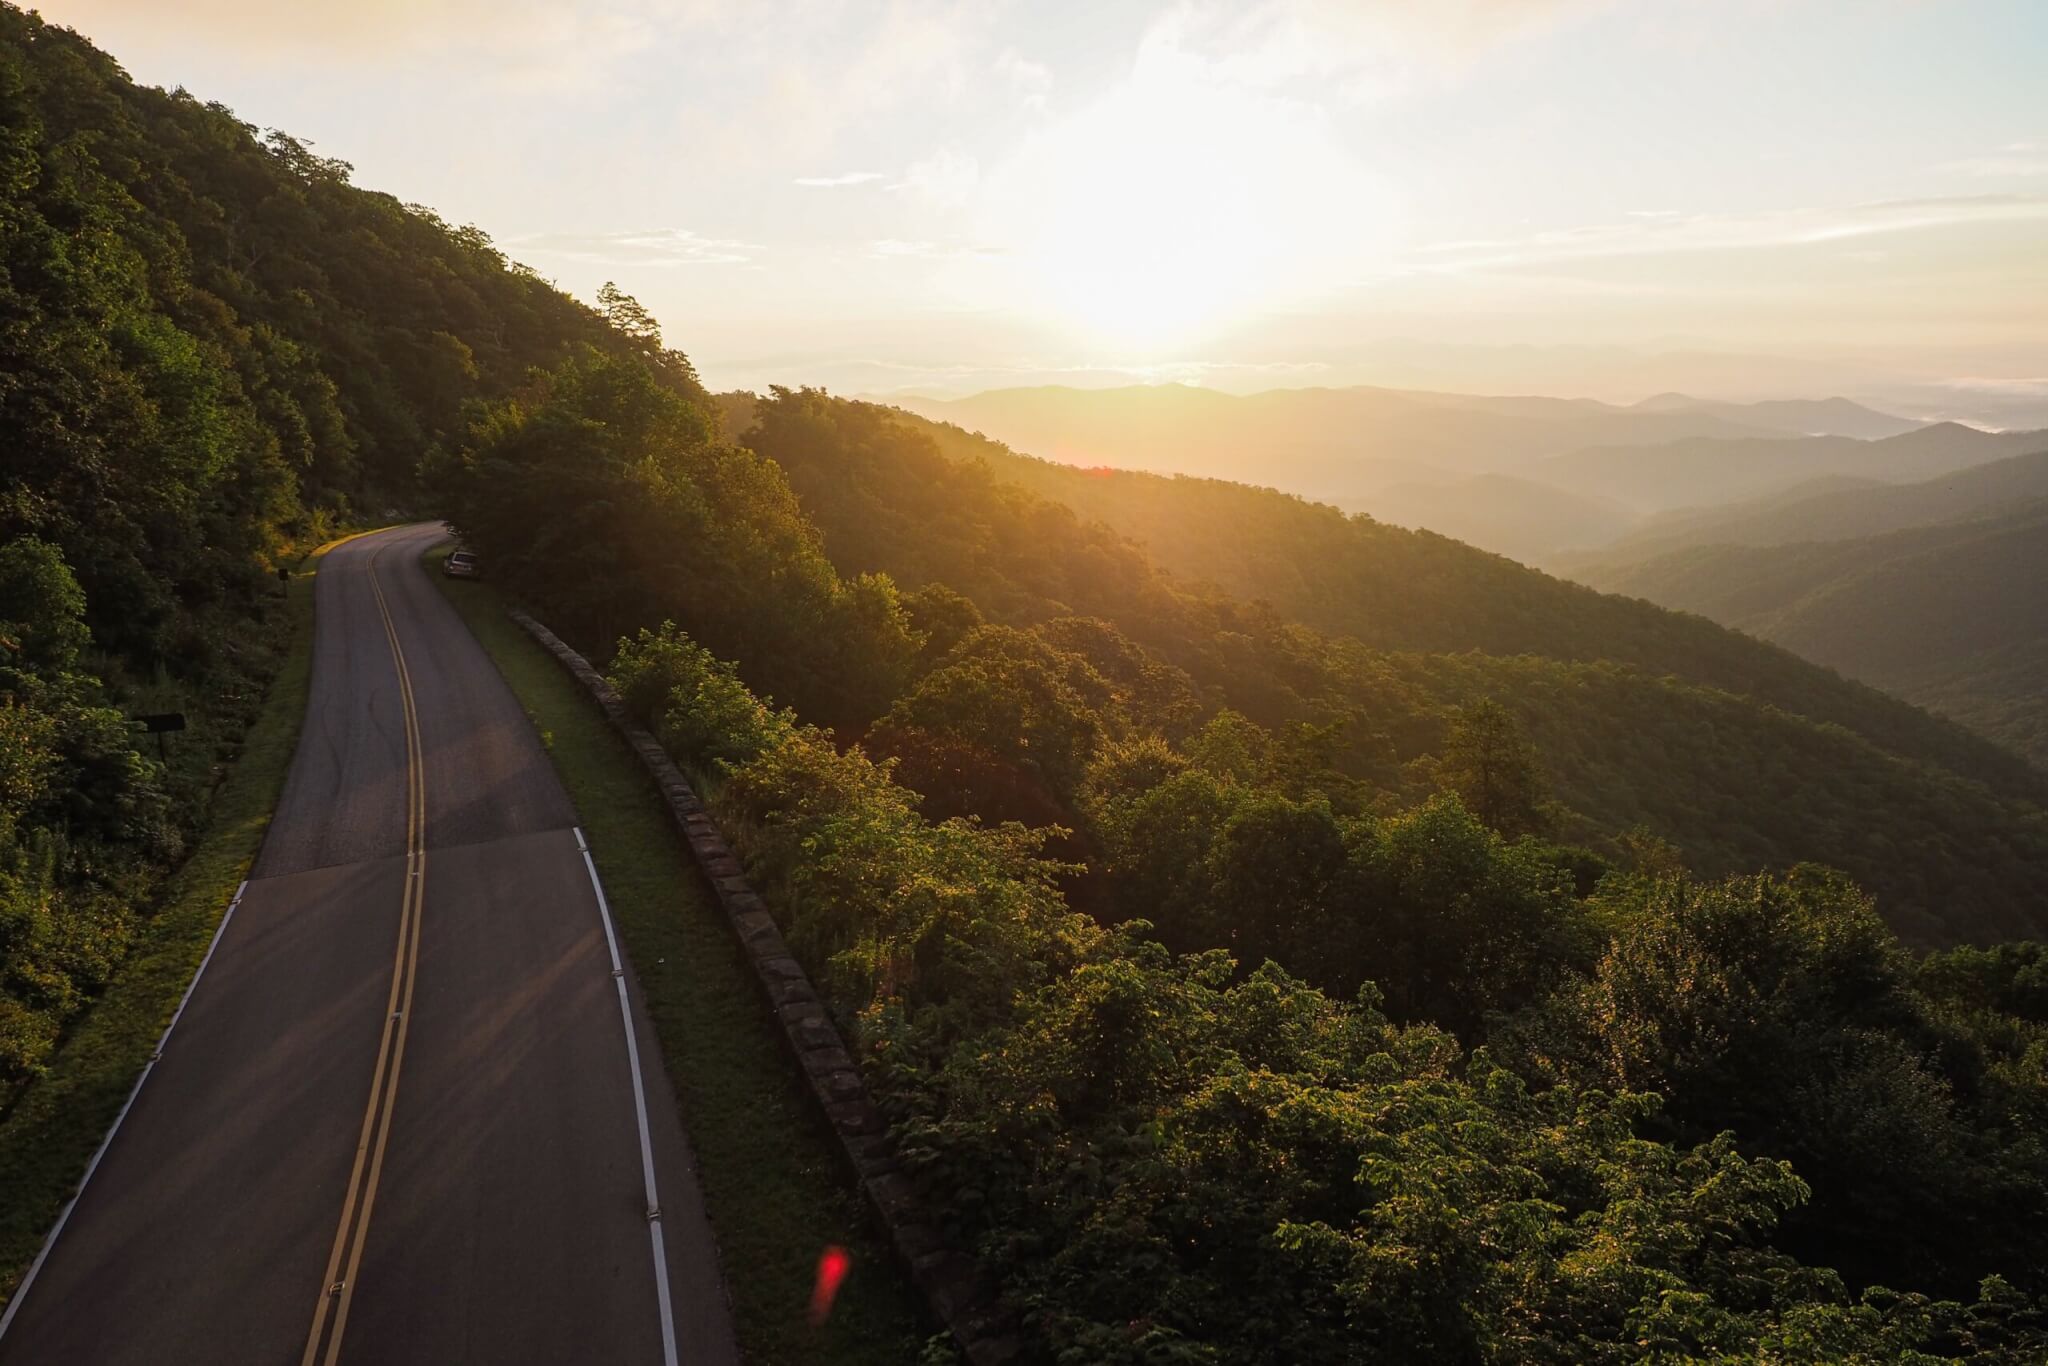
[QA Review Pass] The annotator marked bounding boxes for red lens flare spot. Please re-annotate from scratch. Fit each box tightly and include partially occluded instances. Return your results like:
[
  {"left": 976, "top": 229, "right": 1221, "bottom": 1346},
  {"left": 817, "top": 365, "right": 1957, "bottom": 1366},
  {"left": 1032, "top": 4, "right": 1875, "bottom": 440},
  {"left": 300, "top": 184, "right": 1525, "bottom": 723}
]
[{"left": 810, "top": 1244, "right": 851, "bottom": 1326}]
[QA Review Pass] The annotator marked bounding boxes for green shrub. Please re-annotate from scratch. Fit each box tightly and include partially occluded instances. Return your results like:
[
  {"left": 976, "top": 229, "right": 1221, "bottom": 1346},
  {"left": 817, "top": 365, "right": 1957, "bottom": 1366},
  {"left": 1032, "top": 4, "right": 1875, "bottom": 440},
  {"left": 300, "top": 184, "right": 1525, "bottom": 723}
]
[{"left": 610, "top": 622, "right": 794, "bottom": 769}]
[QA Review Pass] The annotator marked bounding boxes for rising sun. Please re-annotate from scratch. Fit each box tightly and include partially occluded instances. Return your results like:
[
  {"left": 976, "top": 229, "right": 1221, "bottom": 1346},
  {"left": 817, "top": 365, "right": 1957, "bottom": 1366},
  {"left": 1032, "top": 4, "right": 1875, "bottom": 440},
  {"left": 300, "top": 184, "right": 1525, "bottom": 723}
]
[{"left": 979, "top": 44, "right": 1396, "bottom": 352}]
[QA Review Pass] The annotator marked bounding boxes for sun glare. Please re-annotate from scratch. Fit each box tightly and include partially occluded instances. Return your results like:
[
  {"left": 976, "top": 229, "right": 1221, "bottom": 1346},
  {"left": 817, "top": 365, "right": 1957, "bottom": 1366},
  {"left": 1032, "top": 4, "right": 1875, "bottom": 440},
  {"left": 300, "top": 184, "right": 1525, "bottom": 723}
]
[{"left": 979, "top": 41, "right": 1396, "bottom": 352}]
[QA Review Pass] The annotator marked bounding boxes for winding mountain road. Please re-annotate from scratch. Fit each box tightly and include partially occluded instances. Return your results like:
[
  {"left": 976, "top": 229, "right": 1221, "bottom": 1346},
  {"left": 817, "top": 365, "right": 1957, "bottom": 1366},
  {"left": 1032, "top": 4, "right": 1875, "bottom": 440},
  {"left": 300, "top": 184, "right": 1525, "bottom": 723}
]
[{"left": 0, "top": 523, "right": 739, "bottom": 1365}]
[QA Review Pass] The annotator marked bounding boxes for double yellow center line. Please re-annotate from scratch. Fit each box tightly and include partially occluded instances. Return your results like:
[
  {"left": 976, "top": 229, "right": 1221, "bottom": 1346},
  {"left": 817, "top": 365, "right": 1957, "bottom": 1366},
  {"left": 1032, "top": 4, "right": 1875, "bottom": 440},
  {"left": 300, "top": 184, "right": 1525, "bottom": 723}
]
[{"left": 301, "top": 545, "right": 427, "bottom": 1366}]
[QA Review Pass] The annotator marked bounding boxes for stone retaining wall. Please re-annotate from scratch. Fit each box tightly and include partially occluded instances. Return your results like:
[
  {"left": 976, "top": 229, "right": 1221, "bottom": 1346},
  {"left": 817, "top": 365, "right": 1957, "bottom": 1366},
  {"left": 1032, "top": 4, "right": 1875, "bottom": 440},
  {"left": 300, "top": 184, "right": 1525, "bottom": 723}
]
[{"left": 509, "top": 610, "right": 1016, "bottom": 1366}]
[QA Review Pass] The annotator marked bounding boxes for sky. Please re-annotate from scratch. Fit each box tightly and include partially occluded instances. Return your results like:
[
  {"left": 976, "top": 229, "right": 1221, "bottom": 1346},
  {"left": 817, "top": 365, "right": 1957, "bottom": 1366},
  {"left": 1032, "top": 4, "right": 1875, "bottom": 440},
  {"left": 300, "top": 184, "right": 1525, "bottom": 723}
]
[{"left": 34, "top": 0, "right": 2048, "bottom": 414}]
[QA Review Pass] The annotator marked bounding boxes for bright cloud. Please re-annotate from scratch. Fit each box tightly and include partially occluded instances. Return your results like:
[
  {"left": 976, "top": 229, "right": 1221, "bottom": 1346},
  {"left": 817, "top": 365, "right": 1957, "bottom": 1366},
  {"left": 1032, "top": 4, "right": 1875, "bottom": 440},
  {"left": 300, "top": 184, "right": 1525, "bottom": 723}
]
[
  {"left": 1405, "top": 196, "right": 2048, "bottom": 273},
  {"left": 511, "top": 228, "right": 758, "bottom": 268},
  {"left": 1155, "top": 0, "right": 1621, "bottom": 100},
  {"left": 1944, "top": 156, "right": 2048, "bottom": 179}
]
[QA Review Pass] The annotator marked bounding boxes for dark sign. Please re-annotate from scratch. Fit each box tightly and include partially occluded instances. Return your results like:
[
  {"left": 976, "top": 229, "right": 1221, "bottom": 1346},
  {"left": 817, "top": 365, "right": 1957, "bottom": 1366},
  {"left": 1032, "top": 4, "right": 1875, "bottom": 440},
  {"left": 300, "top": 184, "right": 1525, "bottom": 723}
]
[{"left": 137, "top": 712, "right": 187, "bottom": 734}]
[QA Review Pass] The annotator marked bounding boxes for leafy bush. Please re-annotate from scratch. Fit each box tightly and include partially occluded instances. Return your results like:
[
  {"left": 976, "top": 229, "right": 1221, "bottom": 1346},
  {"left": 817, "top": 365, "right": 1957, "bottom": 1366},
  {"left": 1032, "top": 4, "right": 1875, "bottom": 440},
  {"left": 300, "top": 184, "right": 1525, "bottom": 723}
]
[{"left": 611, "top": 623, "right": 793, "bottom": 769}]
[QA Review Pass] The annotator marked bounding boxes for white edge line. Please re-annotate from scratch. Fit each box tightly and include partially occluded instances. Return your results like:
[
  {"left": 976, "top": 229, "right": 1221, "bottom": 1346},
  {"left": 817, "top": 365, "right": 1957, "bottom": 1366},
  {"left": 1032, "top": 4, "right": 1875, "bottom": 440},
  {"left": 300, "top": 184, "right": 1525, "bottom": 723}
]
[
  {"left": 0, "top": 879, "right": 251, "bottom": 1342},
  {"left": 572, "top": 828, "right": 681, "bottom": 1366}
]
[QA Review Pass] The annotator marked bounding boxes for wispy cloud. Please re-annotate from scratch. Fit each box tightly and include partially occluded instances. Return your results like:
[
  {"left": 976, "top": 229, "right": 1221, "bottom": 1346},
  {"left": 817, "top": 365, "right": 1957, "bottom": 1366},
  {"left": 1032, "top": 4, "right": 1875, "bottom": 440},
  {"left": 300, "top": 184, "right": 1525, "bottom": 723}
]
[
  {"left": 993, "top": 49, "right": 1052, "bottom": 110},
  {"left": 1943, "top": 157, "right": 2048, "bottom": 179},
  {"left": 1935, "top": 139, "right": 2048, "bottom": 179},
  {"left": 1940, "top": 376, "right": 2048, "bottom": 397},
  {"left": 1406, "top": 195, "right": 2048, "bottom": 273},
  {"left": 866, "top": 238, "right": 1005, "bottom": 260},
  {"left": 1153, "top": 0, "right": 1621, "bottom": 101},
  {"left": 510, "top": 227, "right": 760, "bottom": 267},
  {"left": 792, "top": 172, "right": 885, "bottom": 188}
]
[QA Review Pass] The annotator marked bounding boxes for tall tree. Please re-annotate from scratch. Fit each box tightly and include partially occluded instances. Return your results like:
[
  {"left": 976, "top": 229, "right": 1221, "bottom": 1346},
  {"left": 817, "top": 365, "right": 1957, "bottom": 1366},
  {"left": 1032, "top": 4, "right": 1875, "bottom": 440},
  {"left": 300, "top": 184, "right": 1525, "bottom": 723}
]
[
  {"left": 597, "top": 281, "right": 661, "bottom": 347},
  {"left": 1433, "top": 699, "right": 1549, "bottom": 837}
]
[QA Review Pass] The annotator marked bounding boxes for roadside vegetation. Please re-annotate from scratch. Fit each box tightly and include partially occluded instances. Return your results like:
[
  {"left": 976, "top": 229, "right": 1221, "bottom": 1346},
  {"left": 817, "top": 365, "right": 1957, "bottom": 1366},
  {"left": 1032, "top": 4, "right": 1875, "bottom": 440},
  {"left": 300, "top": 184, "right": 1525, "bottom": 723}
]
[{"left": 427, "top": 548, "right": 928, "bottom": 1366}]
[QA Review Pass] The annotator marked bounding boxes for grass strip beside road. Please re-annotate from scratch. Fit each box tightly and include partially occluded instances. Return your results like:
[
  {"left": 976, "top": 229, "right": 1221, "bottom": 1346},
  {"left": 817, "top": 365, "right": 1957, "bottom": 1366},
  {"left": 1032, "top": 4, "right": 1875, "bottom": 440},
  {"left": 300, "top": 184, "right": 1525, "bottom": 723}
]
[
  {"left": 0, "top": 529, "right": 378, "bottom": 1306},
  {"left": 427, "top": 547, "right": 929, "bottom": 1366}
]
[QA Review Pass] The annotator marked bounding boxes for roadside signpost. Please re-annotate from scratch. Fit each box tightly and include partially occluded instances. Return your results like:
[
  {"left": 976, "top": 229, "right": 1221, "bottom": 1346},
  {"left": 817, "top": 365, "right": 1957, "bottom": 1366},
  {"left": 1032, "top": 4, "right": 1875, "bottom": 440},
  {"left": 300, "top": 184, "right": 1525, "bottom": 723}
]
[{"left": 136, "top": 711, "right": 187, "bottom": 763}]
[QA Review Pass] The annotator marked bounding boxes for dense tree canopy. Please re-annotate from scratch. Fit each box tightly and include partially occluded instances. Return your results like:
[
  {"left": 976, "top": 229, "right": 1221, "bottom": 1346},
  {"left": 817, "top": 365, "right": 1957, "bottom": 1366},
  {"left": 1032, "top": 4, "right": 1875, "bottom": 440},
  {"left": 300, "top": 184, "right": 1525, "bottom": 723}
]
[{"left": 599, "top": 623, "right": 2048, "bottom": 1363}]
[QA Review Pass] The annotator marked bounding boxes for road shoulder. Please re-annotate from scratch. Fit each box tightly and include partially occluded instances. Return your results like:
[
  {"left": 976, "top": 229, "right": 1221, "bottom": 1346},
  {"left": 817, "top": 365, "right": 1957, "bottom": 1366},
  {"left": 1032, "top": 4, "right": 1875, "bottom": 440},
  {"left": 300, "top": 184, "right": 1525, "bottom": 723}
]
[{"left": 426, "top": 545, "right": 928, "bottom": 1365}]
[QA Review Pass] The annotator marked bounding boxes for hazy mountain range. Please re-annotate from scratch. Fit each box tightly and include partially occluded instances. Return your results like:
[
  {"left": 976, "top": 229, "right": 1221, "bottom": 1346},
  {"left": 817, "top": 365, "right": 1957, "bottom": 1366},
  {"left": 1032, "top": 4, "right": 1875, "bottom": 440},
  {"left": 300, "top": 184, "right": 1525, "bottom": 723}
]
[
  {"left": 1625, "top": 392, "right": 1927, "bottom": 439},
  {"left": 891, "top": 382, "right": 2047, "bottom": 566},
  {"left": 890, "top": 383, "right": 1800, "bottom": 497},
  {"left": 1561, "top": 448, "right": 2048, "bottom": 571},
  {"left": 880, "top": 382, "right": 2048, "bottom": 771}
]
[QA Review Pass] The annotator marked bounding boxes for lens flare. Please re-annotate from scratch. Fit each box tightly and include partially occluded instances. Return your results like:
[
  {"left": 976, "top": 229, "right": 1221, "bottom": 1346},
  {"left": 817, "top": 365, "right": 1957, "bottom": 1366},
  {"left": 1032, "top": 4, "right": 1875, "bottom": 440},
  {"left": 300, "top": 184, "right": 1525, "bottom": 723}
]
[{"left": 810, "top": 1245, "right": 851, "bottom": 1327}]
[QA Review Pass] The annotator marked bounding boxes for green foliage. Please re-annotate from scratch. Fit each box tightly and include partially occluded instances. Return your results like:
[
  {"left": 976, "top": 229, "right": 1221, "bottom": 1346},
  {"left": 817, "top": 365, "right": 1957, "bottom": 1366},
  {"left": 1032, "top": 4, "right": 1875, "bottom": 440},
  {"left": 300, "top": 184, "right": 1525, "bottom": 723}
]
[
  {"left": 1085, "top": 730, "right": 1590, "bottom": 1041},
  {"left": 1390, "top": 651, "right": 2048, "bottom": 947},
  {"left": 444, "top": 353, "right": 915, "bottom": 733},
  {"left": 0, "top": 532, "right": 171, "bottom": 1084},
  {"left": 716, "top": 722, "right": 1091, "bottom": 1036},
  {"left": 1522, "top": 868, "right": 2048, "bottom": 1298},
  {"left": 1918, "top": 942, "right": 2048, "bottom": 1023},
  {"left": 610, "top": 622, "right": 795, "bottom": 770},
  {"left": 611, "top": 636, "right": 2048, "bottom": 1363},
  {"left": 526, "top": 382, "right": 2048, "bottom": 1347},
  {"left": 0, "top": 539, "right": 89, "bottom": 670},
  {"left": 1432, "top": 699, "right": 1551, "bottom": 837},
  {"left": 879, "top": 627, "right": 1107, "bottom": 799}
]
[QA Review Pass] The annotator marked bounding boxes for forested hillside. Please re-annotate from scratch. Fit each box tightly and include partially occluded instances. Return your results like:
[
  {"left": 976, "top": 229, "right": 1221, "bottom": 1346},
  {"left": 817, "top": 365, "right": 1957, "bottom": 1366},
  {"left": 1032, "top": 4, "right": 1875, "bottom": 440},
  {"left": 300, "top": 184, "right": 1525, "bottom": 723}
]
[
  {"left": 452, "top": 366, "right": 2048, "bottom": 1360},
  {"left": 711, "top": 396, "right": 2048, "bottom": 946},
  {"left": 873, "top": 406, "right": 2044, "bottom": 795},
  {"left": 1346, "top": 471, "right": 1634, "bottom": 565},
  {"left": 1578, "top": 503, "right": 2048, "bottom": 765},
  {"left": 0, "top": 4, "right": 691, "bottom": 1082}
]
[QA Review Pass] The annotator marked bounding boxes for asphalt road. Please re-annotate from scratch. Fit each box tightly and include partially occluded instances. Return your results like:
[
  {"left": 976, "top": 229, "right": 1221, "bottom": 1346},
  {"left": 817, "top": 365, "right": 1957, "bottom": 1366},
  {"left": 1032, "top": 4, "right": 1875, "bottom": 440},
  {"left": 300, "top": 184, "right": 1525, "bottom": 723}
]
[{"left": 0, "top": 523, "right": 739, "bottom": 1365}]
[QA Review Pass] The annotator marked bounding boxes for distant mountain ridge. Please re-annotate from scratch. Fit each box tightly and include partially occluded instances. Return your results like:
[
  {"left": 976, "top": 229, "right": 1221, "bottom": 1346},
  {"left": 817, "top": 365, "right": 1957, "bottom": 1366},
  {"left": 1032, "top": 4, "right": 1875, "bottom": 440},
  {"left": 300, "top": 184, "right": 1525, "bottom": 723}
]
[
  {"left": 1576, "top": 502, "right": 2048, "bottom": 765},
  {"left": 1630, "top": 392, "right": 1927, "bottom": 439},
  {"left": 1562, "top": 447, "right": 2048, "bottom": 570},
  {"left": 891, "top": 382, "right": 1793, "bottom": 500},
  {"left": 891, "top": 382, "right": 2010, "bottom": 565},
  {"left": 1530, "top": 422, "right": 2045, "bottom": 516}
]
